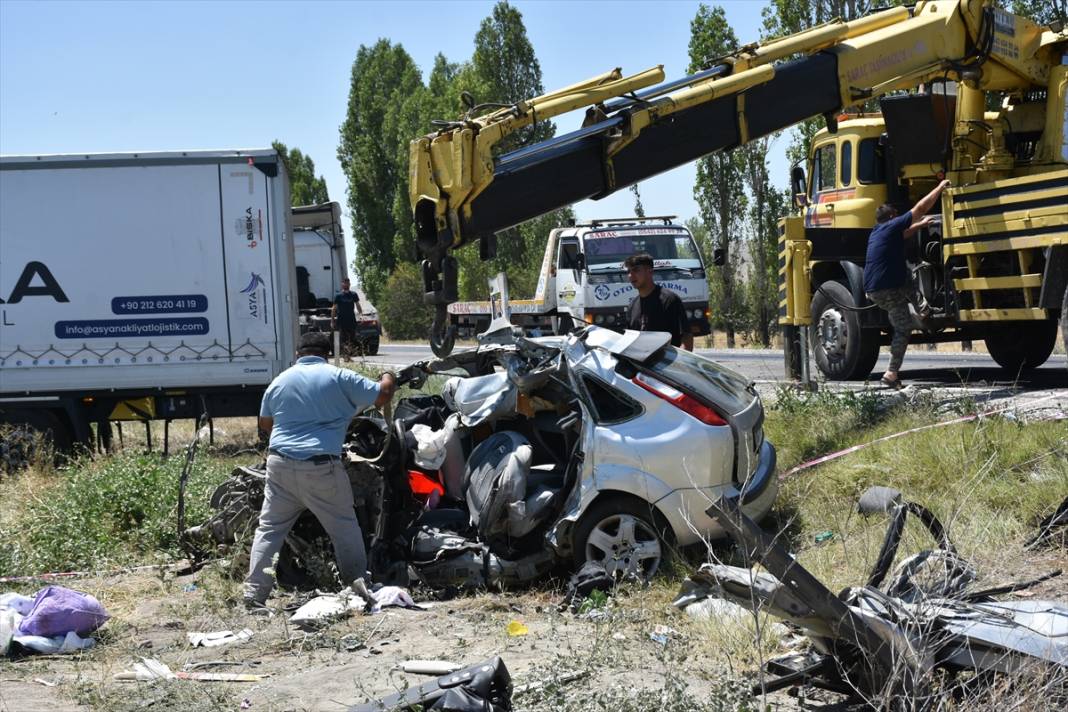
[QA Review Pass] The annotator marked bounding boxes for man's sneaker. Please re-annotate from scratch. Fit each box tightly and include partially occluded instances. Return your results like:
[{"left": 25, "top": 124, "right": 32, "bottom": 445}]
[{"left": 242, "top": 598, "right": 274, "bottom": 618}]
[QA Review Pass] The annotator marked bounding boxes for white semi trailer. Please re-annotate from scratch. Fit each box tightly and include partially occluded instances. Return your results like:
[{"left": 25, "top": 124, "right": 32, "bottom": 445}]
[{"left": 0, "top": 149, "right": 297, "bottom": 451}]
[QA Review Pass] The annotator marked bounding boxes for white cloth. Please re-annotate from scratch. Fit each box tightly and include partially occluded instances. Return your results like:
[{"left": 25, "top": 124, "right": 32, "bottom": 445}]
[
  {"left": 372, "top": 586, "right": 418, "bottom": 610},
  {"left": 1, "top": 592, "right": 95, "bottom": 654},
  {"left": 0, "top": 593, "right": 34, "bottom": 616},
  {"left": 186, "top": 628, "right": 254, "bottom": 648}
]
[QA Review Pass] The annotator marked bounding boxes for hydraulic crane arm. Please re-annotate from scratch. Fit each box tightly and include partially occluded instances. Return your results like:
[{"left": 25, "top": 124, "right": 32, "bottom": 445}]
[{"left": 410, "top": 1, "right": 1061, "bottom": 355}]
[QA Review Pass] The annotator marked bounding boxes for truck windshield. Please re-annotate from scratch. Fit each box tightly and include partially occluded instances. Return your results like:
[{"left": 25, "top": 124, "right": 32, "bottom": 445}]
[{"left": 584, "top": 231, "right": 700, "bottom": 268}]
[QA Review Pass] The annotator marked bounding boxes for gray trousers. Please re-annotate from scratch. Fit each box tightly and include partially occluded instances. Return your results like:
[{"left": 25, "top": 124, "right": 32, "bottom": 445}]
[
  {"left": 867, "top": 285, "right": 913, "bottom": 373},
  {"left": 244, "top": 454, "right": 366, "bottom": 603}
]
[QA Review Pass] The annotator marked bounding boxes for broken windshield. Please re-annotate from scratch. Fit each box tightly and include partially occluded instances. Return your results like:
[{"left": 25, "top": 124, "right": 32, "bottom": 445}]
[{"left": 584, "top": 230, "right": 701, "bottom": 268}]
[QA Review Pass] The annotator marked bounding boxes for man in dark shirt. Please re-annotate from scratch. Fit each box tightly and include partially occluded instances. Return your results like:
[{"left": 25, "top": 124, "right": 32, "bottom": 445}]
[
  {"left": 625, "top": 253, "right": 693, "bottom": 351},
  {"left": 331, "top": 278, "right": 362, "bottom": 351},
  {"left": 863, "top": 179, "right": 949, "bottom": 388}
]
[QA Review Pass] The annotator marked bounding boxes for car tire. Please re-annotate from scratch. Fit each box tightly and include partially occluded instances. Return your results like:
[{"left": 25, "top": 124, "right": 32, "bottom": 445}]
[
  {"left": 572, "top": 496, "right": 673, "bottom": 581},
  {"left": 985, "top": 320, "right": 1058, "bottom": 373},
  {"left": 810, "top": 281, "right": 880, "bottom": 380}
]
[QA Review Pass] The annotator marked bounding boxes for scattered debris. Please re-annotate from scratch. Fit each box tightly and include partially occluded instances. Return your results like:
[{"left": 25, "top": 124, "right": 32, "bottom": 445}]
[
  {"left": 400, "top": 660, "right": 463, "bottom": 675},
  {"left": 559, "top": 560, "right": 615, "bottom": 613},
  {"left": 1, "top": 585, "right": 108, "bottom": 655},
  {"left": 351, "top": 656, "right": 512, "bottom": 712},
  {"left": 649, "top": 624, "right": 680, "bottom": 646},
  {"left": 1027, "top": 495, "right": 1068, "bottom": 549},
  {"left": 701, "top": 487, "right": 1068, "bottom": 706},
  {"left": 506, "top": 620, "right": 529, "bottom": 637},
  {"left": 113, "top": 657, "right": 267, "bottom": 682},
  {"left": 186, "top": 628, "right": 253, "bottom": 648},
  {"left": 513, "top": 668, "right": 589, "bottom": 696},
  {"left": 289, "top": 592, "right": 369, "bottom": 630}
]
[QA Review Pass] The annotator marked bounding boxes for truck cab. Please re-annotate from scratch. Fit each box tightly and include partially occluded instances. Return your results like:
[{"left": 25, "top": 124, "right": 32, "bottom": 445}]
[
  {"left": 448, "top": 216, "right": 711, "bottom": 338},
  {"left": 548, "top": 217, "right": 711, "bottom": 335}
]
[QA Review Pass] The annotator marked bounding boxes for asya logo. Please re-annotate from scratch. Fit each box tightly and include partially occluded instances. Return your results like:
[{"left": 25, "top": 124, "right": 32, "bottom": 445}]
[
  {"left": 244, "top": 207, "right": 260, "bottom": 248},
  {"left": 240, "top": 273, "right": 265, "bottom": 294},
  {"left": 594, "top": 284, "right": 611, "bottom": 301},
  {"left": 240, "top": 273, "right": 267, "bottom": 323}
]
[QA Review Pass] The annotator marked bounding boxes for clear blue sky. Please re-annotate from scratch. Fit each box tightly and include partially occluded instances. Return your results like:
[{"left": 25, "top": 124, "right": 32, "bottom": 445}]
[{"left": 1, "top": 0, "right": 787, "bottom": 283}]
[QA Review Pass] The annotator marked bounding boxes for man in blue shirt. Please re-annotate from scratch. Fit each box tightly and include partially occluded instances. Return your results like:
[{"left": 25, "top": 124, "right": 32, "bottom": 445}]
[
  {"left": 864, "top": 179, "right": 950, "bottom": 389},
  {"left": 244, "top": 331, "right": 395, "bottom": 610}
]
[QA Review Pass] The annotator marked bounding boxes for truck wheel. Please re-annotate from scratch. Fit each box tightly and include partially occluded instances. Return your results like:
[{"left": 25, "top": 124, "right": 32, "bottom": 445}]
[
  {"left": 367, "top": 338, "right": 380, "bottom": 356},
  {"left": 572, "top": 497, "right": 673, "bottom": 581},
  {"left": 0, "top": 408, "right": 72, "bottom": 456},
  {"left": 553, "top": 314, "right": 575, "bottom": 335},
  {"left": 985, "top": 321, "right": 1058, "bottom": 372},
  {"left": 810, "top": 281, "right": 880, "bottom": 380}
]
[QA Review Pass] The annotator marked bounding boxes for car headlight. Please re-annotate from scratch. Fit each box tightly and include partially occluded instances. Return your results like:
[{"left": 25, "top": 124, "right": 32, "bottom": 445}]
[
  {"left": 606, "top": 314, "right": 616, "bottom": 324},
  {"left": 692, "top": 308, "right": 702, "bottom": 319},
  {"left": 594, "top": 315, "right": 604, "bottom": 324}
]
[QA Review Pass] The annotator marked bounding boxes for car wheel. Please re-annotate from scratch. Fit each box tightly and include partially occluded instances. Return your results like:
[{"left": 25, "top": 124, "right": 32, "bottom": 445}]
[
  {"left": 572, "top": 497, "right": 672, "bottom": 581},
  {"left": 985, "top": 320, "right": 1058, "bottom": 372},
  {"left": 810, "top": 281, "right": 879, "bottom": 380}
]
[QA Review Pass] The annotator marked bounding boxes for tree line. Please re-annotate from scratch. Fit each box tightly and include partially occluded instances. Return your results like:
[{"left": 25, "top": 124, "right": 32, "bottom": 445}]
[{"left": 277, "top": 0, "right": 1064, "bottom": 343}]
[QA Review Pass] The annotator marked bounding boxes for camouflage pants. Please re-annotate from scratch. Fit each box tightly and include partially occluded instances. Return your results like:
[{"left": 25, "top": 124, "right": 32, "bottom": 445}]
[{"left": 867, "top": 285, "right": 913, "bottom": 373}]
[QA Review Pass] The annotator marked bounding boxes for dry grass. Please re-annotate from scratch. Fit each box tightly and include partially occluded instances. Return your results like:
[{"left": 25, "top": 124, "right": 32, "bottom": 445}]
[{"left": 1, "top": 385, "right": 1066, "bottom": 711}]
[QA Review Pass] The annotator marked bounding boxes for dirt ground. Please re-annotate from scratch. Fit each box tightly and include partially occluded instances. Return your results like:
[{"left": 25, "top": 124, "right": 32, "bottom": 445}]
[{"left": 3, "top": 538, "right": 1066, "bottom": 712}]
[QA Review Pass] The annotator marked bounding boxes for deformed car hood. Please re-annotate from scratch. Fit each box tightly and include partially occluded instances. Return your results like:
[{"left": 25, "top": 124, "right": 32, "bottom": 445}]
[{"left": 584, "top": 327, "right": 670, "bottom": 362}]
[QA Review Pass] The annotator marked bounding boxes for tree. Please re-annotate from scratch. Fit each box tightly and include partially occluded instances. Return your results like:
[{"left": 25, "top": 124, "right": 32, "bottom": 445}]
[
  {"left": 1012, "top": 0, "right": 1066, "bottom": 26},
  {"left": 455, "top": 1, "right": 571, "bottom": 301},
  {"left": 272, "top": 141, "right": 329, "bottom": 206},
  {"left": 338, "top": 40, "right": 424, "bottom": 305},
  {"left": 378, "top": 262, "right": 434, "bottom": 340},
  {"left": 689, "top": 4, "right": 747, "bottom": 347},
  {"left": 630, "top": 184, "right": 646, "bottom": 218},
  {"left": 740, "top": 138, "right": 778, "bottom": 346}
]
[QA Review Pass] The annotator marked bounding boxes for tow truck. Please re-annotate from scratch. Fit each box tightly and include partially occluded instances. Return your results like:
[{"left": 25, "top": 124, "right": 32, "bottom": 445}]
[
  {"left": 447, "top": 215, "right": 711, "bottom": 337},
  {"left": 407, "top": 0, "right": 1067, "bottom": 376}
]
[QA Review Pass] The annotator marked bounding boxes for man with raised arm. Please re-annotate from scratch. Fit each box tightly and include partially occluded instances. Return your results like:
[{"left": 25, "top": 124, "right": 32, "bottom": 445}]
[{"left": 864, "top": 179, "right": 951, "bottom": 389}]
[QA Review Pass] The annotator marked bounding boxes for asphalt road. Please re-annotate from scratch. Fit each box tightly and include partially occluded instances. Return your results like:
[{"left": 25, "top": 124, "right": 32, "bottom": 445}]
[{"left": 368, "top": 342, "right": 1068, "bottom": 389}]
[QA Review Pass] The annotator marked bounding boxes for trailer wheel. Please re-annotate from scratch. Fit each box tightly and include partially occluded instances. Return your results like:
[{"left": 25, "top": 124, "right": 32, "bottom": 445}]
[
  {"left": 0, "top": 408, "right": 72, "bottom": 456},
  {"left": 810, "top": 281, "right": 880, "bottom": 380},
  {"left": 985, "top": 321, "right": 1058, "bottom": 372}
]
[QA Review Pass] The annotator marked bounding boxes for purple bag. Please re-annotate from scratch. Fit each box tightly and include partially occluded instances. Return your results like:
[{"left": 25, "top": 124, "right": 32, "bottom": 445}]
[{"left": 16, "top": 586, "right": 109, "bottom": 637}]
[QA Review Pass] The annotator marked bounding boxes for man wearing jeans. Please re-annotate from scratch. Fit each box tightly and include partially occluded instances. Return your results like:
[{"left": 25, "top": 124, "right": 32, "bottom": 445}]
[
  {"left": 863, "top": 179, "right": 950, "bottom": 389},
  {"left": 244, "top": 331, "right": 395, "bottom": 610}
]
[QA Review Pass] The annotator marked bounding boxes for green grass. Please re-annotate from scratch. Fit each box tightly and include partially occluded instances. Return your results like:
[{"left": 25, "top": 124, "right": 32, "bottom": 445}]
[
  {"left": 764, "top": 387, "right": 1068, "bottom": 590},
  {"left": 0, "top": 450, "right": 235, "bottom": 577}
]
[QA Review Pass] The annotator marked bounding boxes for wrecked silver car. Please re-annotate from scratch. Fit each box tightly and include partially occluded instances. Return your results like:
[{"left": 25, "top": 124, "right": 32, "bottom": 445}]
[{"left": 185, "top": 326, "right": 777, "bottom": 588}]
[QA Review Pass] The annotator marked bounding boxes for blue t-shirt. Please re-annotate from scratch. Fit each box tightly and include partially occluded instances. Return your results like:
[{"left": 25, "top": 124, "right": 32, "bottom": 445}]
[
  {"left": 863, "top": 210, "right": 913, "bottom": 293},
  {"left": 260, "top": 356, "right": 380, "bottom": 458}
]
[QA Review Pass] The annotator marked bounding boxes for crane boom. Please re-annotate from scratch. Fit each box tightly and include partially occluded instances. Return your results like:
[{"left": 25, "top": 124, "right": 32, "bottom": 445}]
[{"left": 409, "top": 1, "right": 1063, "bottom": 355}]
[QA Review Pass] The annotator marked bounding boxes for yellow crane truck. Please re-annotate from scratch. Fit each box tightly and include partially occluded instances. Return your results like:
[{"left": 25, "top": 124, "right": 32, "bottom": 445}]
[{"left": 408, "top": 0, "right": 1067, "bottom": 377}]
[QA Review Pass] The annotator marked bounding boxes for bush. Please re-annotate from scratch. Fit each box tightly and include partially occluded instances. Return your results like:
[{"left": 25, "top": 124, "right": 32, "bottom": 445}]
[
  {"left": 378, "top": 261, "right": 434, "bottom": 340},
  {"left": 0, "top": 452, "right": 232, "bottom": 576}
]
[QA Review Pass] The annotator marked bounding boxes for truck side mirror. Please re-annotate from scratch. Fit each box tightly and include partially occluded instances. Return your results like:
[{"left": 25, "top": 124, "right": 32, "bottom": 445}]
[
  {"left": 712, "top": 248, "right": 726, "bottom": 267},
  {"left": 791, "top": 165, "right": 809, "bottom": 209},
  {"left": 575, "top": 253, "right": 586, "bottom": 272}
]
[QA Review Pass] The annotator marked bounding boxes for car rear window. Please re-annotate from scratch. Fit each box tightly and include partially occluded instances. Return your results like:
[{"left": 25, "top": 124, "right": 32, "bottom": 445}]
[{"left": 643, "top": 348, "right": 755, "bottom": 416}]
